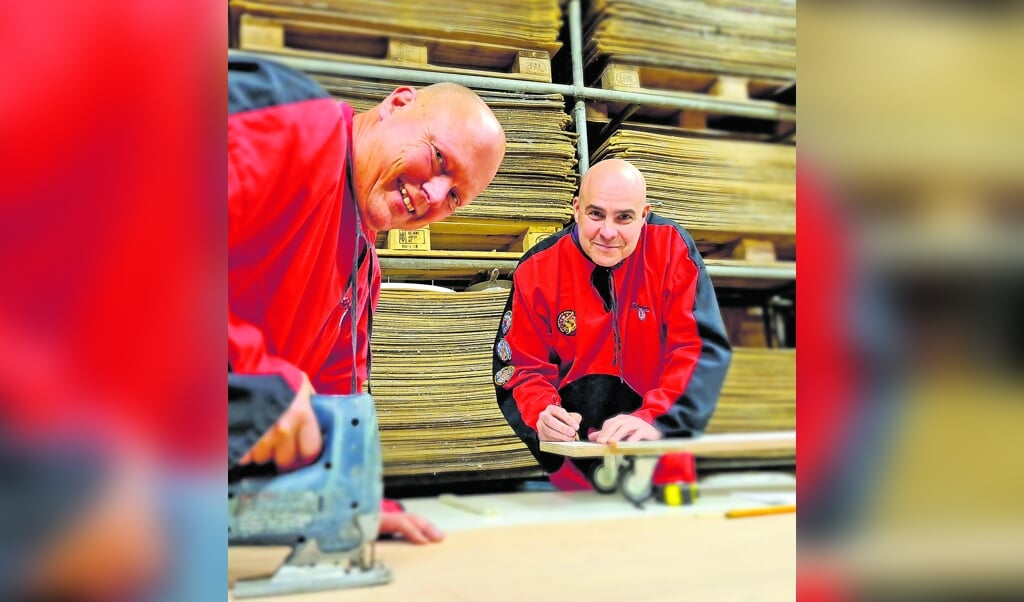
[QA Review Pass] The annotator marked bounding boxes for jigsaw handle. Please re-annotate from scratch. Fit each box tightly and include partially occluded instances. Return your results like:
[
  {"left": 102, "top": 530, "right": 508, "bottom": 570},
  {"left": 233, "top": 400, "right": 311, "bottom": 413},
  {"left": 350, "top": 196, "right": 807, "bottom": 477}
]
[{"left": 228, "top": 393, "right": 384, "bottom": 551}]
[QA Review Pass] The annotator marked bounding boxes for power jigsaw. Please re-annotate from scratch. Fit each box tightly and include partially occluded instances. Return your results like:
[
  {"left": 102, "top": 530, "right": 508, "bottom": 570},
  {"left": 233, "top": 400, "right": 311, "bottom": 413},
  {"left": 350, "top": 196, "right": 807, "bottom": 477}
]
[{"left": 228, "top": 393, "right": 391, "bottom": 598}]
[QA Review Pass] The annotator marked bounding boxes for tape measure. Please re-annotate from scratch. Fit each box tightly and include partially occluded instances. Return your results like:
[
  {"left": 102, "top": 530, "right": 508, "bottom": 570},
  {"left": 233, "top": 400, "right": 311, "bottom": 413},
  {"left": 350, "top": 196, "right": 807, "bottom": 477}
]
[{"left": 657, "top": 482, "right": 699, "bottom": 506}]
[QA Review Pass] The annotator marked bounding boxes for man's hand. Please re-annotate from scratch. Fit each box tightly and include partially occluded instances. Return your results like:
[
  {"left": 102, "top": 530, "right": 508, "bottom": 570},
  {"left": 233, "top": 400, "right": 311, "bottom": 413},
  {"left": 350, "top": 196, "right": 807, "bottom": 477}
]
[
  {"left": 536, "top": 405, "right": 582, "bottom": 442},
  {"left": 379, "top": 511, "right": 445, "bottom": 544},
  {"left": 588, "top": 414, "right": 663, "bottom": 444},
  {"left": 240, "top": 374, "right": 322, "bottom": 471}
]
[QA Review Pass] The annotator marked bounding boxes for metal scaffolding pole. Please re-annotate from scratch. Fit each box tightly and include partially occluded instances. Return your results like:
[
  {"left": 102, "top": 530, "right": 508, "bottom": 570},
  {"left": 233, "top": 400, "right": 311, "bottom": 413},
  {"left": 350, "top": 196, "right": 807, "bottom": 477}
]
[
  {"left": 706, "top": 264, "right": 795, "bottom": 280},
  {"left": 376, "top": 257, "right": 795, "bottom": 281},
  {"left": 228, "top": 50, "right": 794, "bottom": 121},
  {"left": 567, "top": 0, "right": 589, "bottom": 174}
]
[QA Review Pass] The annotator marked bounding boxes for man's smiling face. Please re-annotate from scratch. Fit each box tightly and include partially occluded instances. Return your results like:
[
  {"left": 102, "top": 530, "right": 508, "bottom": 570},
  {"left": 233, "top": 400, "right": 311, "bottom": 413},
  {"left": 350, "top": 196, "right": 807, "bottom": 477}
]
[
  {"left": 573, "top": 159, "right": 650, "bottom": 267},
  {"left": 353, "top": 85, "right": 505, "bottom": 232}
]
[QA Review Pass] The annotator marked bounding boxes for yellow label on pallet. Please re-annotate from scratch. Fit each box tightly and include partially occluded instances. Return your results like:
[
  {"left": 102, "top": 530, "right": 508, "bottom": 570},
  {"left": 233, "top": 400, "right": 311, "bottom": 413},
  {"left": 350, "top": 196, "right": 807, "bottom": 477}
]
[
  {"left": 523, "top": 231, "right": 553, "bottom": 251},
  {"left": 387, "top": 228, "right": 431, "bottom": 251}
]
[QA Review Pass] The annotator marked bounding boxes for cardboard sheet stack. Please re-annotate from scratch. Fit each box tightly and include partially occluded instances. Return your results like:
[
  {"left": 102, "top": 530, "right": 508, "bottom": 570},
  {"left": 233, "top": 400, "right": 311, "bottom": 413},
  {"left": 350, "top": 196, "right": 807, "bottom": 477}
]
[
  {"left": 592, "top": 128, "right": 795, "bottom": 248},
  {"left": 708, "top": 347, "right": 794, "bottom": 433},
  {"left": 373, "top": 291, "right": 795, "bottom": 478},
  {"left": 233, "top": 0, "right": 564, "bottom": 56},
  {"left": 371, "top": 289, "right": 537, "bottom": 478},
  {"left": 310, "top": 75, "right": 577, "bottom": 223},
  {"left": 585, "top": 0, "right": 796, "bottom": 80},
  {"left": 705, "top": 347, "right": 795, "bottom": 462}
]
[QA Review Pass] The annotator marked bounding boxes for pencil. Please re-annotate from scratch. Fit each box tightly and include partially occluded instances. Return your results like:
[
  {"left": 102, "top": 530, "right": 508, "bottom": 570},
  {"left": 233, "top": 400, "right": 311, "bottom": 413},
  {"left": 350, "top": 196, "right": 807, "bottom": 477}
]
[
  {"left": 725, "top": 504, "right": 796, "bottom": 519},
  {"left": 438, "top": 494, "right": 500, "bottom": 516}
]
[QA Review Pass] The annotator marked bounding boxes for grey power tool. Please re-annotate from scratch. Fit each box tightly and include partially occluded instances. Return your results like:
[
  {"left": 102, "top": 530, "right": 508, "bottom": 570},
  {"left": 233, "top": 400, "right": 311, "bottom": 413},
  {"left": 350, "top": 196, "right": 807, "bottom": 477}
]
[{"left": 229, "top": 393, "right": 391, "bottom": 598}]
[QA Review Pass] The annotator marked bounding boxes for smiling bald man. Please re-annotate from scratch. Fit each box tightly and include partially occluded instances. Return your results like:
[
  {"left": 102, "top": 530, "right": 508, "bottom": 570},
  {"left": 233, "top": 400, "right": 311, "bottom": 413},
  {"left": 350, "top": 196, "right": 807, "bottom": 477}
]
[
  {"left": 492, "top": 159, "right": 732, "bottom": 491},
  {"left": 227, "top": 56, "right": 505, "bottom": 543}
]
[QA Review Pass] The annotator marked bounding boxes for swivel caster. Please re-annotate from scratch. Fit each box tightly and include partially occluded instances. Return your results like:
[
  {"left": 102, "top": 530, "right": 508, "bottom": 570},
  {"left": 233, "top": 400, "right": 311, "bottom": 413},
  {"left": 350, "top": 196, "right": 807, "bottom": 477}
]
[{"left": 588, "top": 456, "right": 620, "bottom": 494}]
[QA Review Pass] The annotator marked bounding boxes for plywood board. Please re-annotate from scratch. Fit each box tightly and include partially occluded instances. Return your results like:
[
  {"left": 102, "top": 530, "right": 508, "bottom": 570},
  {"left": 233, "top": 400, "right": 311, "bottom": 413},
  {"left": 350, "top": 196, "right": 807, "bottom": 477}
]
[
  {"left": 229, "top": 512, "right": 795, "bottom": 600},
  {"left": 540, "top": 430, "right": 795, "bottom": 457}
]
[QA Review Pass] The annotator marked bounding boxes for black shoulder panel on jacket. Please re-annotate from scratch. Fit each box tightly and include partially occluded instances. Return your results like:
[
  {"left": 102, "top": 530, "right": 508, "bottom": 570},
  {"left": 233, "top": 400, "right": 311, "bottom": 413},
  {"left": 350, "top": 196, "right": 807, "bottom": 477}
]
[{"left": 229, "top": 56, "right": 330, "bottom": 115}]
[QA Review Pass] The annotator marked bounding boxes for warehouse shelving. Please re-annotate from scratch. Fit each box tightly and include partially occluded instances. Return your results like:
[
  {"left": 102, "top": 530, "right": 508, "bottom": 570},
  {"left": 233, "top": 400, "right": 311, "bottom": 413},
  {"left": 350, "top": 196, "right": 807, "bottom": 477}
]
[{"left": 227, "top": 1, "right": 795, "bottom": 286}]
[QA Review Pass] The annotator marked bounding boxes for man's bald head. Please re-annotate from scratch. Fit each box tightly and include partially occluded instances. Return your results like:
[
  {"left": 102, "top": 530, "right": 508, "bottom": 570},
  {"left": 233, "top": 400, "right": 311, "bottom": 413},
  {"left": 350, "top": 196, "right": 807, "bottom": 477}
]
[
  {"left": 579, "top": 158, "right": 647, "bottom": 203},
  {"left": 416, "top": 82, "right": 490, "bottom": 110}
]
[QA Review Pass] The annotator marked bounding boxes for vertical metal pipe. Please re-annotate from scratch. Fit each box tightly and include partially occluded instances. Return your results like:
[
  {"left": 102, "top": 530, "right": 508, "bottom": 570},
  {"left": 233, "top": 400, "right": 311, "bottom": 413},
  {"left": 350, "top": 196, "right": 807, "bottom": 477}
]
[{"left": 567, "top": 0, "right": 589, "bottom": 175}]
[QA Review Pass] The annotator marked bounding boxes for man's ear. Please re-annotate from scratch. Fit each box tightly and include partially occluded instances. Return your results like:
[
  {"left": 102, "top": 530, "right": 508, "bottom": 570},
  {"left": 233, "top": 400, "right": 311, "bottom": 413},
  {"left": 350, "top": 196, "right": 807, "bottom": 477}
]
[
  {"left": 572, "top": 196, "right": 580, "bottom": 212},
  {"left": 378, "top": 86, "right": 417, "bottom": 120},
  {"left": 641, "top": 202, "right": 651, "bottom": 219}
]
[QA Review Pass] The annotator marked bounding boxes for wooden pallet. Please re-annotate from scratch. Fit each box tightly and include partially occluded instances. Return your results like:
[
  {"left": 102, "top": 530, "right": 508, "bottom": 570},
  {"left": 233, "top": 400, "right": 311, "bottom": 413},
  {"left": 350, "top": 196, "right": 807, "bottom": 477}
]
[
  {"left": 690, "top": 231, "right": 795, "bottom": 263},
  {"left": 236, "top": 13, "right": 553, "bottom": 82},
  {"left": 376, "top": 218, "right": 565, "bottom": 254},
  {"left": 590, "top": 62, "right": 795, "bottom": 138}
]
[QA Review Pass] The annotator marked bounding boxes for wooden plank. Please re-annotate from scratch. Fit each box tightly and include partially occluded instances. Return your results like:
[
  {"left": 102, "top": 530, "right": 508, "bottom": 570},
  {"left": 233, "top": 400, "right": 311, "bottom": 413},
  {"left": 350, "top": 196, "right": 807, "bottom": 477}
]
[
  {"left": 540, "top": 431, "right": 795, "bottom": 458},
  {"left": 229, "top": 512, "right": 795, "bottom": 600},
  {"left": 386, "top": 39, "right": 428, "bottom": 64},
  {"left": 711, "top": 75, "right": 752, "bottom": 101},
  {"left": 731, "top": 238, "right": 777, "bottom": 262}
]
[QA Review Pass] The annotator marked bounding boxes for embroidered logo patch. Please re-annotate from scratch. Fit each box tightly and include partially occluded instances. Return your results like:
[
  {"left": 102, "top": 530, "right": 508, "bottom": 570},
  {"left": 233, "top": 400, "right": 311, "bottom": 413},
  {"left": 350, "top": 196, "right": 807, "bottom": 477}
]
[
  {"left": 494, "top": 366, "right": 515, "bottom": 386},
  {"left": 556, "top": 310, "right": 577, "bottom": 336},
  {"left": 496, "top": 338, "right": 512, "bottom": 363},
  {"left": 630, "top": 302, "right": 651, "bottom": 321},
  {"left": 501, "top": 311, "right": 512, "bottom": 334}
]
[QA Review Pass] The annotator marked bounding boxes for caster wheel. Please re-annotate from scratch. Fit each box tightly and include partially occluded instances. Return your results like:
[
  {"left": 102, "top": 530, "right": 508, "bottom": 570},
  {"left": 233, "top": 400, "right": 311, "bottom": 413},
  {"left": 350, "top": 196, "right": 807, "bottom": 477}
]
[
  {"left": 618, "top": 457, "right": 653, "bottom": 508},
  {"left": 589, "top": 460, "right": 618, "bottom": 494}
]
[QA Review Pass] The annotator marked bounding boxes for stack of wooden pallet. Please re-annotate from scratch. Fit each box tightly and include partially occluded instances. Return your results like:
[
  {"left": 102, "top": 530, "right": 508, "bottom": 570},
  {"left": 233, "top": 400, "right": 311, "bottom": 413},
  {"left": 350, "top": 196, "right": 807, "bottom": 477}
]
[
  {"left": 592, "top": 127, "right": 795, "bottom": 256},
  {"left": 306, "top": 75, "right": 577, "bottom": 230},
  {"left": 582, "top": 0, "right": 795, "bottom": 136},
  {"left": 584, "top": 0, "right": 796, "bottom": 81},
  {"left": 231, "top": 0, "right": 563, "bottom": 82}
]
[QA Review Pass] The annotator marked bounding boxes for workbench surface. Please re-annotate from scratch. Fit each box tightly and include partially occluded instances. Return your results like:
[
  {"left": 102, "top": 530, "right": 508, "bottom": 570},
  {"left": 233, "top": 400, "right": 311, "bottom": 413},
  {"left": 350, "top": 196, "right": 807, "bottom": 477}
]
[{"left": 230, "top": 477, "right": 796, "bottom": 601}]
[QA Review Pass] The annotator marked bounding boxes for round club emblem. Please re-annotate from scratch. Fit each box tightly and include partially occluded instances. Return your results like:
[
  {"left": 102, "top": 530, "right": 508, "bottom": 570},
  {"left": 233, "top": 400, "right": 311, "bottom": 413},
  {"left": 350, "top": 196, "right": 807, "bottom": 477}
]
[
  {"left": 556, "top": 310, "right": 577, "bottom": 336},
  {"left": 501, "top": 311, "right": 512, "bottom": 334},
  {"left": 496, "top": 338, "right": 512, "bottom": 363},
  {"left": 494, "top": 366, "right": 515, "bottom": 386}
]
